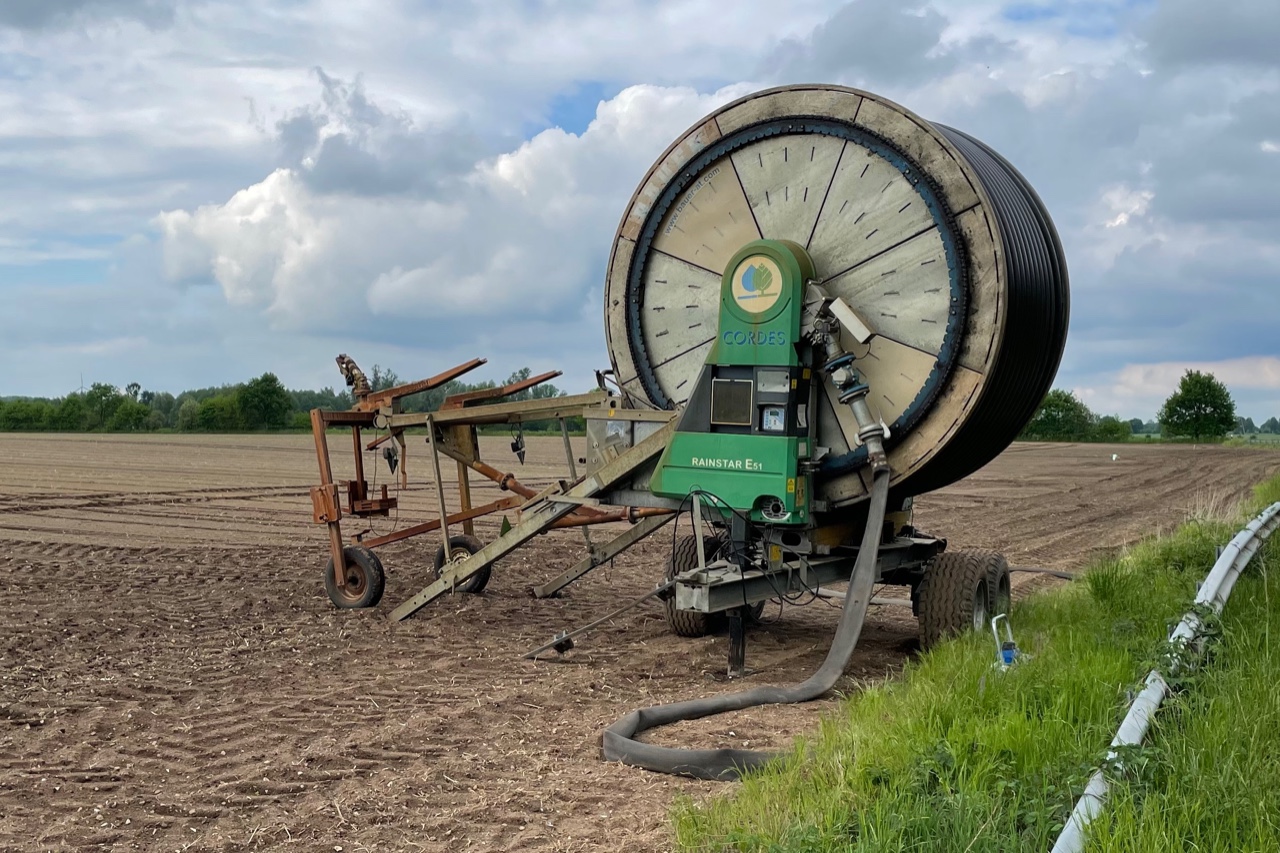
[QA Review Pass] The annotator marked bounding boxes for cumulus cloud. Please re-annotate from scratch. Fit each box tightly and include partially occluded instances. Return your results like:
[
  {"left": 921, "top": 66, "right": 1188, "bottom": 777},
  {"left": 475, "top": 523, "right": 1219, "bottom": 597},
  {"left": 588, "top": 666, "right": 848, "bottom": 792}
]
[
  {"left": 765, "top": 1, "right": 977, "bottom": 85},
  {"left": 274, "top": 69, "right": 483, "bottom": 198},
  {"left": 155, "top": 78, "right": 752, "bottom": 335}
]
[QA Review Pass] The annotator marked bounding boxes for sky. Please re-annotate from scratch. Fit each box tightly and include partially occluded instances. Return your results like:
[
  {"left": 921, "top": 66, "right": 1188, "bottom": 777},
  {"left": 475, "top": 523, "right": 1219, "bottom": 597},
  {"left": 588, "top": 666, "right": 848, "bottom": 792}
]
[{"left": 2, "top": 0, "right": 1278, "bottom": 423}]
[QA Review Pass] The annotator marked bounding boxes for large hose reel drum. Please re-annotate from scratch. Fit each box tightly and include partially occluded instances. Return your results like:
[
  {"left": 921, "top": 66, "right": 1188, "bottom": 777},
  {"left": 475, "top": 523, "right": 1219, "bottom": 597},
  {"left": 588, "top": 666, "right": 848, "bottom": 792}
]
[{"left": 603, "top": 85, "right": 1069, "bottom": 509}]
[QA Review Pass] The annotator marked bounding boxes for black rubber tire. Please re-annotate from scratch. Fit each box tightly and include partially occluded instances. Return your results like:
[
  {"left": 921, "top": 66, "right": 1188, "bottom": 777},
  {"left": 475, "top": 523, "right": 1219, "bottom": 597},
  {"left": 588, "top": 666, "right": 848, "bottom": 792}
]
[
  {"left": 324, "top": 545, "right": 386, "bottom": 609},
  {"left": 433, "top": 534, "right": 492, "bottom": 594},
  {"left": 917, "top": 551, "right": 990, "bottom": 649},
  {"left": 980, "top": 552, "right": 1011, "bottom": 617},
  {"left": 663, "top": 535, "right": 724, "bottom": 638}
]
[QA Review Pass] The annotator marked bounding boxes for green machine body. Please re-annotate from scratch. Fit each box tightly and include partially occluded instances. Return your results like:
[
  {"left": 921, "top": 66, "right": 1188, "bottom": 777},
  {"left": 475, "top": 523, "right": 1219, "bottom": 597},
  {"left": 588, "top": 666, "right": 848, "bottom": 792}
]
[{"left": 649, "top": 239, "right": 818, "bottom": 525}]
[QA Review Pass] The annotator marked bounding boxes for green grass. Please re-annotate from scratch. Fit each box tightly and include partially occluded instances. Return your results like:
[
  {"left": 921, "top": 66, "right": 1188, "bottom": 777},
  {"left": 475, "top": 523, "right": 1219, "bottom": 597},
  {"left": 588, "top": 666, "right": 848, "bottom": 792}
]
[{"left": 671, "top": 476, "right": 1280, "bottom": 852}]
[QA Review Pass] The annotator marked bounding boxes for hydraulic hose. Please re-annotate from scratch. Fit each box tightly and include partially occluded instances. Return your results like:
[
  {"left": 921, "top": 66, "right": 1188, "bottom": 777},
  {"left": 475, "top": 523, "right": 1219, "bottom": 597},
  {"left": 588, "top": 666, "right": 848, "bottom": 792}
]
[{"left": 600, "top": 465, "right": 893, "bottom": 780}]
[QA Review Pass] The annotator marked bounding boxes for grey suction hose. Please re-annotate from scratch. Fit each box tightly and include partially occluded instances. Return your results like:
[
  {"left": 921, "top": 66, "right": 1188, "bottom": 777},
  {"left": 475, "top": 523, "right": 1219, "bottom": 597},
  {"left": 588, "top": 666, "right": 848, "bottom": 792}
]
[{"left": 600, "top": 463, "right": 892, "bottom": 781}]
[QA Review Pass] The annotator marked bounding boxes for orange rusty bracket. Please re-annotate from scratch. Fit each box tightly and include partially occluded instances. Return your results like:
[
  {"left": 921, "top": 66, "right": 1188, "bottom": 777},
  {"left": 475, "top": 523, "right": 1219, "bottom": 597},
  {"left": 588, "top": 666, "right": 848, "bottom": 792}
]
[
  {"left": 354, "top": 358, "right": 488, "bottom": 412},
  {"left": 319, "top": 410, "right": 377, "bottom": 426},
  {"left": 440, "top": 369, "right": 562, "bottom": 410},
  {"left": 310, "top": 484, "right": 342, "bottom": 524}
]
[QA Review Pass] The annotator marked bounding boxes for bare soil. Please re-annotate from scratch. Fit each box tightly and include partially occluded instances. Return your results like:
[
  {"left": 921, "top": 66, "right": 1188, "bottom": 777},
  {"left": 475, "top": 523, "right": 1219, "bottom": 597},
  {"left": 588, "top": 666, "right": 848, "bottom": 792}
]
[{"left": 1, "top": 434, "right": 1275, "bottom": 852}]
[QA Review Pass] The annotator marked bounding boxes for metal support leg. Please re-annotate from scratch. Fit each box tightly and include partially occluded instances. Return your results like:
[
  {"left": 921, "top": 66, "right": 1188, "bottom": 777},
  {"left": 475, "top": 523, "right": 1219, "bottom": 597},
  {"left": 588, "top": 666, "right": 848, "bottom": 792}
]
[
  {"left": 560, "top": 418, "right": 596, "bottom": 555},
  {"left": 454, "top": 425, "right": 477, "bottom": 538},
  {"left": 728, "top": 607, "right": 747, "bottom": 678},
  {"left": 310, "top": 409, "right": 347, "bottom": 590},
  {"left": 426, "top": 415, "right": 452, "bottom": 564},
  {"left": 395, "top": 432, "right": 408, "bottom": 490}
]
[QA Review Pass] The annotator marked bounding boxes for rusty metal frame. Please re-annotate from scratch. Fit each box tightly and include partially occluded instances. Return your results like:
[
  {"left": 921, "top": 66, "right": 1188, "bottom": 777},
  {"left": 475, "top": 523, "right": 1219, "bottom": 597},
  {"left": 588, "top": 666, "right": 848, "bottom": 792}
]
[{"left": 309, "top": 355, "right": 677, "bottom": 606}]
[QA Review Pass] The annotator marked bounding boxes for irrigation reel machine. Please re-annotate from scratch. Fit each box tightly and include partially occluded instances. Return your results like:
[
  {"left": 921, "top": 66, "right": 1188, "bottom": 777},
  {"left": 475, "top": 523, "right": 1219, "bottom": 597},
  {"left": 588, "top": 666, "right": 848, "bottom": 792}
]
[{"left": 308, "top": 85, "right": 1069, "bottom": 777}]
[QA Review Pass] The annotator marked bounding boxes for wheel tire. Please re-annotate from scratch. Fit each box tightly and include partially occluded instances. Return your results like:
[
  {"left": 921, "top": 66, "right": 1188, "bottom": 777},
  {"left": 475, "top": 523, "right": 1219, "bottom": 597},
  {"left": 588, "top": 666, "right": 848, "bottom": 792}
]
[
  {"left": 663, "top": 535, "right": 724, "bottom": 638},
  {"left": 433, "top": 534, "right": 492, "bottom": 594},
  {"left": 917, "top": 551, "right": 990, "bottom": 650},
  {"left": 980, "top": 552, "right": 1011, "bottom": 617},
  {"left": 324, "top": 545, "right": 386, "bottom": 609}
]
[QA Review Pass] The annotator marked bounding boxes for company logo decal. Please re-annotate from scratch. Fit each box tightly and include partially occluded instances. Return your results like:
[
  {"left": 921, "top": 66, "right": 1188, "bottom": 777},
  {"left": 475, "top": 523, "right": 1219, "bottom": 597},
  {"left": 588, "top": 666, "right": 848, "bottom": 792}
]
[{"left": 730, "top": 255, "right": 783, "bottom": 314}]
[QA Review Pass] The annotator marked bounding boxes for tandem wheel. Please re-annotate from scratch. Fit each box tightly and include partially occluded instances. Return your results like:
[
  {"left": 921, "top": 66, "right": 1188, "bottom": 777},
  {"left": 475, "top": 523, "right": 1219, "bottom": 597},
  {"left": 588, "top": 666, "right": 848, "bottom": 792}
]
[
  {"left": 662, "top": 535, "right": 766, "bottom": 639},
  {"left": 663, "top": 535, "right": 723, "bottom": 638},
  {"left": 916, "top": 550, "right": 1009, "bottom": 649}
]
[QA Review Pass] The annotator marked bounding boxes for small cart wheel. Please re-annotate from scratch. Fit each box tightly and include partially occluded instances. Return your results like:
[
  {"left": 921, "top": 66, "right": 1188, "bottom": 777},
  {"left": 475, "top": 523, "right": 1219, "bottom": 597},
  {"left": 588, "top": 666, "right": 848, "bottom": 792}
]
[
  {"left": 433, "top": 534, "right": 492, "bottom": 594},
  {"left": 324, "top": 545, "right": 386, "bottom": 609}
]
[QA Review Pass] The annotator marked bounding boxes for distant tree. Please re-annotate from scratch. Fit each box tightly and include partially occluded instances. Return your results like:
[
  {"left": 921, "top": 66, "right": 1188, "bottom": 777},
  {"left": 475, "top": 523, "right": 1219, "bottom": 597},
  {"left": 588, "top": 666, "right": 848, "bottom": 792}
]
[
  {"left": 108, "top": 400, "right": 151, "bottom": 431},
  {"left": 125, "top": 382, "right": 141, "bottom": 402},
  {"left": 1263, "top": 417, "right": 1280, "bottom": 435},
  {"left": 1019, "top": 389, "right": 1095, "bottom": 441},
  {"left": 1127, "top": 417, "right": 1145, "bottom": 434},
  {"left": 1158, "top": 370, "right": 1236, "bottom": 442},
  {"left": 1143, "top": 419, "right": 1160, "bottom": 434},
  {"left": 140, "top": 389, "right": 155, "bottom": 407},
  {"left": 196, "top": 396, "right": 244, "bottom": 431},
  {"left": 148, "top": 392, "right": 178, "bottom": 427},
  {"left": 176, "top": 384, "right": 242, "bottom": 405},
  {"left": 1093, "top": 415, "right": 1132, "bottom": 443},
  {"left": 1235, "top": 416, "right": 1258, "bottom": 434},
  {"left": 51, "top": 394, "right": 88, "bottom": 431},
  {"left": 370, "top": 364, "right": 401, "bottom": 392},
  {"left": 176, "top": 399, "right": 200, "bottom": 431},
  {"left": 85, "top": 382, "right": 123, "bottom": 429},
  {"left": 237, "top": 373, "right": 293, "bottom": 430},
  {"left": 0, "top": 400, "right": 52, "bottom": 431},
  {"left": 290, "top": 387, "right": 352, "bottom": 413}
]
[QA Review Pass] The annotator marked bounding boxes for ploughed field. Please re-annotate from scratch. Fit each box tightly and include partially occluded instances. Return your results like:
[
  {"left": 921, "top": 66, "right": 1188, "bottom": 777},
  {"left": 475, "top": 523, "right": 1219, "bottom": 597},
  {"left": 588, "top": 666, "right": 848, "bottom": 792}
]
[{"left": 1, "top": 434, "right": 1276, "bottom": 852}]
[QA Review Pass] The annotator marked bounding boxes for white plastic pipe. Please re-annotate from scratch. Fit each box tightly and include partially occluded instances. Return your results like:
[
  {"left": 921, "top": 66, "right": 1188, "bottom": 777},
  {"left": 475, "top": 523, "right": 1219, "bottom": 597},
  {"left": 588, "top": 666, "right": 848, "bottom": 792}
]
[{"left": 1051, "top": 501, "right": 1280, "bottom": 853}]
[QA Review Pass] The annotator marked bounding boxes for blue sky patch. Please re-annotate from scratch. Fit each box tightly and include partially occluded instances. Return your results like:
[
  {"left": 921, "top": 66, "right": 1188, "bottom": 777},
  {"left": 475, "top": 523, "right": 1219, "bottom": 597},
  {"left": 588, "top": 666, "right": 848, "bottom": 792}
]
[{"left": 543, "top": 80, "right": 616, "bottom": 136}]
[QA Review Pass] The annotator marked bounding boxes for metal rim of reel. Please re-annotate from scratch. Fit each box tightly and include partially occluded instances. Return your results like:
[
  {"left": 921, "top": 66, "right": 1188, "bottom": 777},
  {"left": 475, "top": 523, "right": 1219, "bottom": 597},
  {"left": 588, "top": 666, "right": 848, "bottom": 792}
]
[{"left": 603, "top": 84, "right": 1069, "bottom": 505}]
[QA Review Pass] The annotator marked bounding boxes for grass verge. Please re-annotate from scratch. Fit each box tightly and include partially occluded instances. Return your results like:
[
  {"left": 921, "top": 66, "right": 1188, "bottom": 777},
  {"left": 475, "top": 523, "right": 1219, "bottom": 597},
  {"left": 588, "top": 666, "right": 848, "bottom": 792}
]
[{"left": 671, "top": 475, "right": 1280, "bottom": 852}]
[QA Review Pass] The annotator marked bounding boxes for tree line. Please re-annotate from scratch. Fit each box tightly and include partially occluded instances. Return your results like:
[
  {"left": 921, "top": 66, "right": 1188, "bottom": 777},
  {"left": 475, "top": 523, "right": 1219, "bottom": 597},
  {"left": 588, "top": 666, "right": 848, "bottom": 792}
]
[
  {"left": 1020, "top": 369, "right": 1271, "bottom": 443},
  {"left": 0, "top": 366, "right": 567, "bottom": 433}
]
